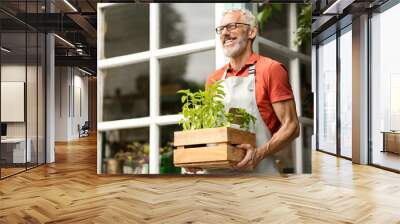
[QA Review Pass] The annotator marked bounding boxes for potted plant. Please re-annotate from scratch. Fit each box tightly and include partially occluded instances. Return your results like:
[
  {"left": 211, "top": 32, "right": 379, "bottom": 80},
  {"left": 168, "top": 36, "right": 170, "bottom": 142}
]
[
  {"left": 112, "top": 149, "right": 126, "bottom": 174},
  {"left": 173, "top": 81, "right": 257, "bottom": 169}
]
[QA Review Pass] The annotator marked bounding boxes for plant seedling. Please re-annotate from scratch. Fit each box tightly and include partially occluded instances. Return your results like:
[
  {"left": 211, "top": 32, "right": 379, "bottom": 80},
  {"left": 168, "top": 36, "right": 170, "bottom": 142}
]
[{"left": 177, "top": 81, "right": 256, "bottom": 131}]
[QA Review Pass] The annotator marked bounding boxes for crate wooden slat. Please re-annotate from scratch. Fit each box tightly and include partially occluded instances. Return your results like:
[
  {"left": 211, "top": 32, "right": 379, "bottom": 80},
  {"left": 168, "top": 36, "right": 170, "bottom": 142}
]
[
  {"left": 173, "top": 127, "right": 255, "bottom": 169},
  {"left": 173, "top": 127, "right": 256, "bottom": 147},
  {"left": 174, "top": 161, "right": 234, "bottom": 169}
]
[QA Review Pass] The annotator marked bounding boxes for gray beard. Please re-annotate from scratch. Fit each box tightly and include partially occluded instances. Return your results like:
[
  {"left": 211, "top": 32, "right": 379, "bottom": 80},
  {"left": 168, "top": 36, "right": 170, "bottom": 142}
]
[{"left": 223, "top": 36, "right": 248, "bottom": 58}]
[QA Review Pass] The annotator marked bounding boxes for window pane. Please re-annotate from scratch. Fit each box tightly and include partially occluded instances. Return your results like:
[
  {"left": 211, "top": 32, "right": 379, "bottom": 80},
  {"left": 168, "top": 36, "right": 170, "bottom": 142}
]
[
  {"left": 258, "top": 4, "right": 289, "bottom": 47},
  {"left": 371, "top": 4, "right": 400, "bottom": 171},
  {"left": 160, "top": 125, "right": 181, "bottom": 174},
  {"left": 259, "top": 44, "right": 290, "bottom": 73},
  {"left": 102, "top": 4, "right": 149, "bottom": 59},
  {"left": 339, "top": 27, "right": 352, "bottom": 158},
  {"left": 102, "top": 62, "right": 149, "bottom": 121},
  {"left": 1, "top": 31, "right": 27, "bottom": 177},
  {"left": 160, "top": 3, "right": 214, "bottom": 49},
  {"left": 101, "top": 128, "right": 149, "bottom": 174},
  {"left": 160, "top": 50, "right": 215, "bottom": 115},
  {"left": 27, "top": 32, "right": 38, "bottom": 168},
  {"left": 38, "top": 33, "right": 46, "bottom": 165},
  {"left": 317, "top": 35, "right": 337, "bottom": 154}
]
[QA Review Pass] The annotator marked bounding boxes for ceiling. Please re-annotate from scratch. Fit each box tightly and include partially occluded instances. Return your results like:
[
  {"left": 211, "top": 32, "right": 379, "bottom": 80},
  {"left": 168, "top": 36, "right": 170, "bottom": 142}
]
[
  {"left": 0, "top": 0, "right": 102, "bottom": 74},
  {"left": 312, "top": 0, "right": 389, "bottom": 42}
]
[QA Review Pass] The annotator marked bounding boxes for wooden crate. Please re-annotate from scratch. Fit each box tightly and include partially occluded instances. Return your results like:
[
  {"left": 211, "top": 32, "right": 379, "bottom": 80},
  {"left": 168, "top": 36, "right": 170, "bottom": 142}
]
[{"left": 173, "top": 127, "right": 256, "bottom": 169}]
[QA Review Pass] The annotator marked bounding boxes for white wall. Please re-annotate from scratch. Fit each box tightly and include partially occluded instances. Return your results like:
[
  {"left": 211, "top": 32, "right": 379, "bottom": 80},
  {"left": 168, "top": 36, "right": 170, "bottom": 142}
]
[
  {"left": 1, "top": 63, "right": 46, "bottom": 163},
  {"left": 1, "top": 65, "right": 26, "bottom": 142},
  {"left": 71, "top": 72, "right": 89, "bottom": 138},
  {"left": 55, "top": 67, "right": 89, "bottom": 141},
  {"left": 55, "top": 66, "right": 69, "bottom": 141}
]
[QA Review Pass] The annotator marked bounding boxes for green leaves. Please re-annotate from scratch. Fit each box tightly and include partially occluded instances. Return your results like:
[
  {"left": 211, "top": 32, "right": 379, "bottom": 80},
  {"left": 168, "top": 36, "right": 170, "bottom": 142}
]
[
  {"left": 177, "top": 81, "right": 256, "bottom": 132},
  {"left": 257, "top": 3, "right": 283, "bottom": 32},
  {"left": 229, "top": 108, "right": 257, "bottom": 131},
  {"left": 257, "top": 2, "right": 311, "bottom": 48},
  {"left": 295, "top": 3, "right": 312, "bottom": 48}
]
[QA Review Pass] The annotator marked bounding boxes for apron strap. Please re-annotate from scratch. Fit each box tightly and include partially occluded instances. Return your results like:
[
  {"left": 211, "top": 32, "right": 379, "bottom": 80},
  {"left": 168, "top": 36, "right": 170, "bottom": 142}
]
[
  {"left": 221, "top": 64, "right": 256, "bottom": 80},
  {"left": 221, "top": 66, "right": 229, "bottom": 80},
  {"left": 248, "top": 64, "right": 256, "bottom": 77}
]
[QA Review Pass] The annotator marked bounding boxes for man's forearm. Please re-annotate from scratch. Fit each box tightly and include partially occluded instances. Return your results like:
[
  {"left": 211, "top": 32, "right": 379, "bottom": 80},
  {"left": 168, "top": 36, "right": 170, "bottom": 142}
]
[{"left": 259, "top": 121, "right": 299, "bottom": 157}]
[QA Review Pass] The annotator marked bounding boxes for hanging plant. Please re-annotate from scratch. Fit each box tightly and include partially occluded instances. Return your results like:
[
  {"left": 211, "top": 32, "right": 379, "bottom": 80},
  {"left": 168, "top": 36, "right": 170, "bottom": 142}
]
[
  {"left": 257, "top": 3, "right": 283, "bottom": 32},
  {"left": 257, "top": 2, "right": 311, "bottom": 48},
  {"left": 295, "top": 3, "right": 312, "bottom": 48}
]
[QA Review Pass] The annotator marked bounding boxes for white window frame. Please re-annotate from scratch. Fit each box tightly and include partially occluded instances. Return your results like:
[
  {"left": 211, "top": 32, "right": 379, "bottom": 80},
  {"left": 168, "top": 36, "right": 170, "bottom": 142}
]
[{"left": 97, "top": 3, "right": 216, "bottom": 174}]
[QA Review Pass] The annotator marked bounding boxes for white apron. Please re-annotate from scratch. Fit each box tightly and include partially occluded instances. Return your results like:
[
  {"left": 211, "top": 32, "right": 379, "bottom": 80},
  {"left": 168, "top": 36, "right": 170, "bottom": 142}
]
[{"left": 206, "top": 64, "right": 280, "bottom": 174}]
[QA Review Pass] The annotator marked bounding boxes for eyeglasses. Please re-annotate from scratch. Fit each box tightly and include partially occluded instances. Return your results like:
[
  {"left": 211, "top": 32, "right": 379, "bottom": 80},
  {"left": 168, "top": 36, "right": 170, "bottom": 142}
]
[{"left": 215, "top": 22, "right": 250, "bottom": 34}]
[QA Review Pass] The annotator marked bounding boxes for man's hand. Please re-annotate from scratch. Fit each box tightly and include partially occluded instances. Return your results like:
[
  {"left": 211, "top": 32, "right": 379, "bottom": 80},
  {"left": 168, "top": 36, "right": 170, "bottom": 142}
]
[
  {"left": 184, "top": 167, "right": 203, "bottom": 174},
  {"left": 235, "top": 144, "right": 266, "bottom": 170}
]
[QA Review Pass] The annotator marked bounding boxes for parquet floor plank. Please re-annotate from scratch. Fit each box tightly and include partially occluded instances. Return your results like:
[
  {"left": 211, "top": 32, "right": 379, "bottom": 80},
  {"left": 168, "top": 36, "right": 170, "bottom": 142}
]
[{"left": 1, "top": 135, "right": 400, "bottom": 223}]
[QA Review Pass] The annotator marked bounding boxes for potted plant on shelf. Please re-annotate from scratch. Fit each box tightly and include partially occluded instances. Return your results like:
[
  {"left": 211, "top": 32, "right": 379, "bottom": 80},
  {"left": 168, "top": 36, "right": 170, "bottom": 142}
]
[
  {"left": 173, "top": 81, "right": 257, "bottom": 169},
  {"left": 113, "top": 149, "right": 126, "bottom": 174},
  {"left": 112, "top": 141, "right": 149, "bottom": 174}
]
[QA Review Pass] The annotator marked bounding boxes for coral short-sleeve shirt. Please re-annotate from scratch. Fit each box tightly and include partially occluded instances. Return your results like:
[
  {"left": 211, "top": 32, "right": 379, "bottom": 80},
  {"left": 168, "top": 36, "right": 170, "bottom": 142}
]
[{"left": 206, "top": 53, "right": 294, "bottom": 135}]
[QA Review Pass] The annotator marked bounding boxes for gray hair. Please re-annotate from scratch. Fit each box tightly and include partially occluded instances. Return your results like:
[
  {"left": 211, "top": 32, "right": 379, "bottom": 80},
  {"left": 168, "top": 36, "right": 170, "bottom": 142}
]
[{"left": 222, "top": 8, "right": 258, "bottom": 28}]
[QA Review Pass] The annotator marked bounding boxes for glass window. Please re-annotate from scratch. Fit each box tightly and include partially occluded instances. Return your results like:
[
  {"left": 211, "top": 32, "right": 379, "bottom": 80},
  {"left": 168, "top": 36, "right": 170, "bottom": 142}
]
[
  {"left": 101, "top": 128, "right": 150, "bottom": 174},
  {"left": 99, "top": 3, "right": 216, "bottom": 174},
  {"left": 27, "top": 31, "right": 38, "bottom": 168},
  {"left": 102, "top": 4, "right": 149, "bottom": 59},
  {"left": 102, "top": 62, "right": 150, "bottom": 121},
  {"left": 317, "top": 35, "right": 337, "bottom": 154},
  {"left": 0, "top": 1, "right": 46, "bottom": 178},
  {"left": 257, "top": 4, "right": 289, "bottom": 47},
  {"left": 371, "top": 4, "right": 400, "bottom": 171},
  {"left": 339, "top": 27, "right": 352, "bottom": 158},
  {"left": 1, "top": 31, "right": 27, "bottom": 177},
  {"left": 38, "top": 33, "right": 46, "bottom": 165},
  {"left": 160, "top": 4, "right": 214, "bottom": 49},
  {"left": 160, "top": 50, "right": 215, "bottom": 115},
  {"left": 259, "top": 44, "right": 290, "bottom": 73}
]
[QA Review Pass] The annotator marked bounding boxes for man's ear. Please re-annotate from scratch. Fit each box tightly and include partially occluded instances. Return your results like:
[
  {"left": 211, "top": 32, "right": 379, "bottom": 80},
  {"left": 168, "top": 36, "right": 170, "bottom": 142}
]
[{"left": 248, "top": 26, "right": 257, "bottom": 40}]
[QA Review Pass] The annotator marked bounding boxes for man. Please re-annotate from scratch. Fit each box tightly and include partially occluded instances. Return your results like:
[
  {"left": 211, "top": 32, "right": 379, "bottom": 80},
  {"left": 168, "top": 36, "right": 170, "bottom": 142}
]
[{"left": 188, "top": 8, "right": 300, "bottom": 174}]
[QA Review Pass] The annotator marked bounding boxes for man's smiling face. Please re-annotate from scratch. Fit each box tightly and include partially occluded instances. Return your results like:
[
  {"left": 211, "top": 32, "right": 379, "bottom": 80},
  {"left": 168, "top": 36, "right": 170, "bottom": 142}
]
[{"left": 219, "top": 12, "right": 250, "bottom": 58}]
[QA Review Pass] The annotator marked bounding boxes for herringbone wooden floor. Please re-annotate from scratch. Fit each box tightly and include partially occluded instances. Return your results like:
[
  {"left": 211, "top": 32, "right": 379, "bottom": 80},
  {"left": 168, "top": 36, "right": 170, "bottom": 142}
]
[{"left": 1, "top": 135, "right": 400, "bottom": 224}]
